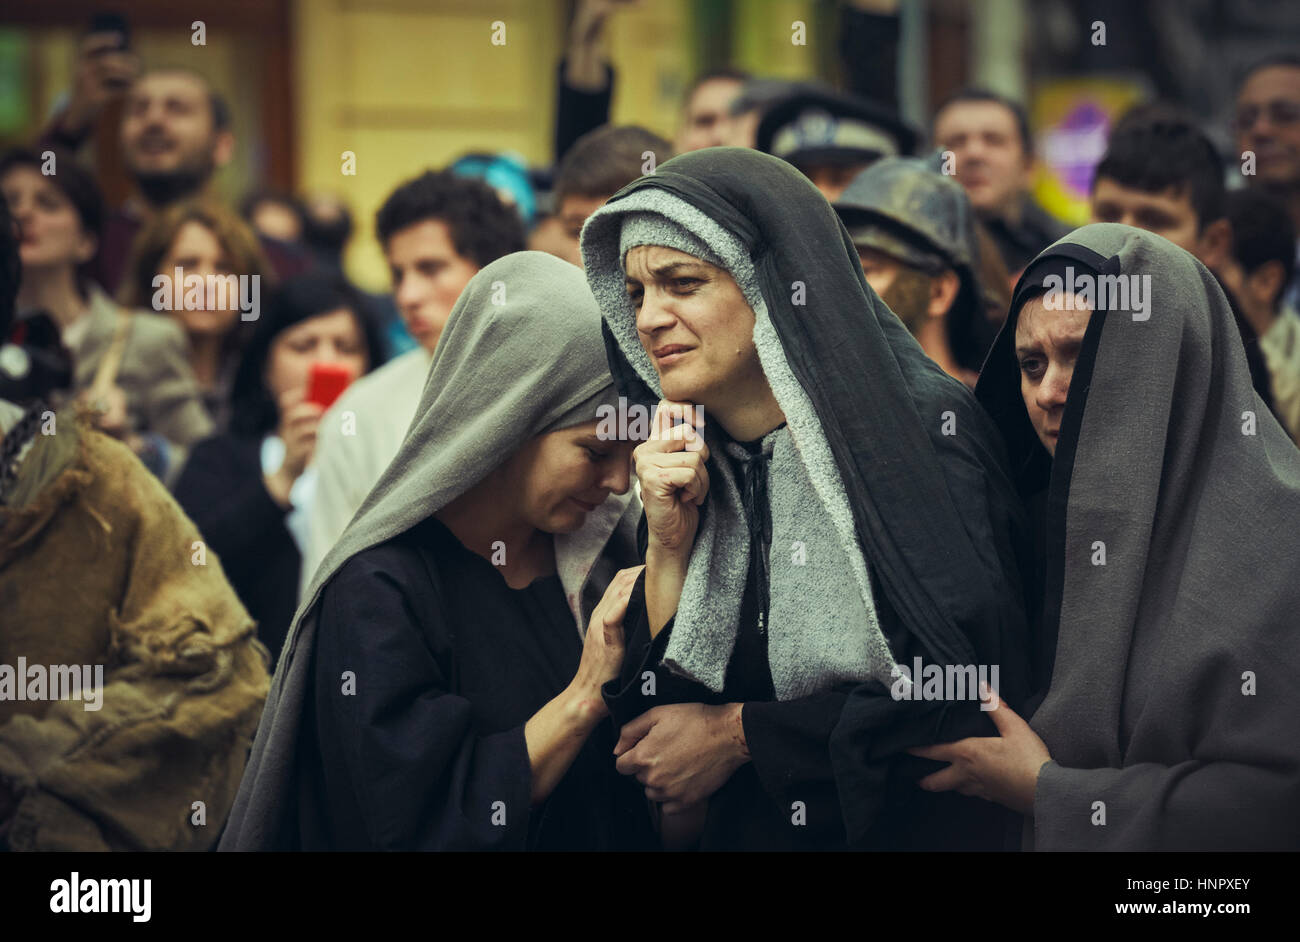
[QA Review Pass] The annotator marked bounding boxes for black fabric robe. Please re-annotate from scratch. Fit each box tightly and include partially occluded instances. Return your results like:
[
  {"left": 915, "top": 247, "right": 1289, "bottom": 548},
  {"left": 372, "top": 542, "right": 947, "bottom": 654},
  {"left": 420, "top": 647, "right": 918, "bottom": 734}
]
[
  {"left": 294, "top": 515, "right": 654, "bottom": 851},
  {"left": 174, "top": 433, "right": 300, "bottom": 662}
]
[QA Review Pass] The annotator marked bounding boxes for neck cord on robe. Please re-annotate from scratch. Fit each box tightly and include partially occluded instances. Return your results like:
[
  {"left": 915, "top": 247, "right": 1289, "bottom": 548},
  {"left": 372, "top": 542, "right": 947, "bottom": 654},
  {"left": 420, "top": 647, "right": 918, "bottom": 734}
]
[{"left": 724, "top": 427, "right": 781, "bottom": 635}]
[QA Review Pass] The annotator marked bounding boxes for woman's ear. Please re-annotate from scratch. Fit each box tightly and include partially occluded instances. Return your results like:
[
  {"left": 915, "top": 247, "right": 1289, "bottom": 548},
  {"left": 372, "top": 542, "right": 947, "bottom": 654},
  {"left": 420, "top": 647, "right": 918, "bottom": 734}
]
[
  {"left": 76, "top": 229, "right": 98, "bottom": 266},
  {"left": 1195, "top": 218, "right": 1233, "bottom": 271}
]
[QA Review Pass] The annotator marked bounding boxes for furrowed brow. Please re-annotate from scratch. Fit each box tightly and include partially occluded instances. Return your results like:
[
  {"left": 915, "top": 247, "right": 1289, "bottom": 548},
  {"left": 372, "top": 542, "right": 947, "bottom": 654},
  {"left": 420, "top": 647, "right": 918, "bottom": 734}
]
[{"left": 649, "top": 261, "right": 706, "bottom": 279}]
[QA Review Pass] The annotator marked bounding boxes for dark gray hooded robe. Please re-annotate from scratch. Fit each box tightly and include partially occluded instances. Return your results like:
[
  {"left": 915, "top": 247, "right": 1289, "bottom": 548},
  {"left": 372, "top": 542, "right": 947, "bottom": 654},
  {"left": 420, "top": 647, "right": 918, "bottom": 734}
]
[{"left": 977, "top": 223, "right": 1300, "bottom": 850}]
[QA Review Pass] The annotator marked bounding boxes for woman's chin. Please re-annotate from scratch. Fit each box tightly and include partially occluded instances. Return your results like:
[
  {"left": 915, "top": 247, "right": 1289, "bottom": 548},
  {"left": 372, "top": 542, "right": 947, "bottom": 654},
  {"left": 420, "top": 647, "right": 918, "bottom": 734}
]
[{"left": 541, "top": 507, "right": 588, "bottom": 534}]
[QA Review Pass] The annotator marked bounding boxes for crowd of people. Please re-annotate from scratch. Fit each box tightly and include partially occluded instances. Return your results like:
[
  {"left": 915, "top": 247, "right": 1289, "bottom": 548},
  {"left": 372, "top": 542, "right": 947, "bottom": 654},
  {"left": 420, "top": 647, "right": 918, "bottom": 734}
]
[{"left": 1, "top": 7, "right": 1298, "bottom": 852}]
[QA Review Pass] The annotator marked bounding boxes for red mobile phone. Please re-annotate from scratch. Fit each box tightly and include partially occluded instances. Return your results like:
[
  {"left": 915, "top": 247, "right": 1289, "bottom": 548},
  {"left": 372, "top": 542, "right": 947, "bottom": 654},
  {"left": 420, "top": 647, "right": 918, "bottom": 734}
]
[{"left": 305, "top": 362, "right": 354, "bottom": 410}]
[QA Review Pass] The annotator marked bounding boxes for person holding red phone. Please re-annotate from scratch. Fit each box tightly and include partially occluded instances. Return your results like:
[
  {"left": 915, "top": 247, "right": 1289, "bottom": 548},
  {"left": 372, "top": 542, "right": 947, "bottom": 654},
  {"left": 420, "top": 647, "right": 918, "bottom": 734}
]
[{"left": 175, "top": 275, "right": 387, "bottom": 661}]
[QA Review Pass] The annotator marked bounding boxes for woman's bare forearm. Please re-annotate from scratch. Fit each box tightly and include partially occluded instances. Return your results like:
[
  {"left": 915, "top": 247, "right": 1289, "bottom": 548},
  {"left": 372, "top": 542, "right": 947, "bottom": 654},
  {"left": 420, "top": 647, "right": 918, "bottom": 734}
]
[
  {"left": 645, "top": 542, "right": 690, "bottom": 638},
  {"left": 524, "top": 683, "right": 607, "bottom": 804}
]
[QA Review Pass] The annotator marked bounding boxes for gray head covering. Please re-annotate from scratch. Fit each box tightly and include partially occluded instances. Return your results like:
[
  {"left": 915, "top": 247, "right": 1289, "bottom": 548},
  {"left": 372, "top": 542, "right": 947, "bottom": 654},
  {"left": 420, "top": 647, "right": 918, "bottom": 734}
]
[
  {"left": 978, "top": 223, "right": 1300, "bottom": 850},
  {"left": 619, "top": 211, "right": 722, "bottom": 269},
  {"left": 219, "top": 251, "right": 637, "bottom": 849}
]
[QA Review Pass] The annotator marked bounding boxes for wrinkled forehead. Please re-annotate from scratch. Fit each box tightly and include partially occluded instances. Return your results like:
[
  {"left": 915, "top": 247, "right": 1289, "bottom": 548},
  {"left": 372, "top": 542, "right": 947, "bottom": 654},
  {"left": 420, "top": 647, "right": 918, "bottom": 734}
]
[
  {"left": 622, "top": 244, "right": 718, "bottom": 277},
  {"left": 129, "top": 71, "right": 211, "bottom": 107},
  {"left": 1014, "top": 293, "right": 1093, "bottom": 347}
]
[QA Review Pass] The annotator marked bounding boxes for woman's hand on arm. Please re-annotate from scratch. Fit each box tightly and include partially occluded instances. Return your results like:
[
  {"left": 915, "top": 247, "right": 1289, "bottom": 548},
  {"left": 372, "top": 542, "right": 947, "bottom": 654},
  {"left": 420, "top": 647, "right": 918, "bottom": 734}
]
[
  {"left": 613, "top": 701, "right": 749, "bottom": 813},
  {"left": 636, "top": 399, "right": 709, "bottom": 637},
  {"left": 524, "top": 564, "right": 643, "bottom": 805},
  {"left": 906, "top": 690, "right": 1051, "bottom": 815}
]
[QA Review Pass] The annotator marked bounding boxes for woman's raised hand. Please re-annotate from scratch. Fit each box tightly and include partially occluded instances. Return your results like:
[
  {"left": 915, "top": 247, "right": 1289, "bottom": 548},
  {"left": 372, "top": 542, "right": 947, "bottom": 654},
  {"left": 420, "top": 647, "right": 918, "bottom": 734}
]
[
  {"left": 634, "top": 399, "right": 710, "bottom": 557},
  {"left": 264, "top": 386, "right": 325, "bottom": 507},
  {"left": 573, "top": 565, "right": 645, "bottom": 697}
]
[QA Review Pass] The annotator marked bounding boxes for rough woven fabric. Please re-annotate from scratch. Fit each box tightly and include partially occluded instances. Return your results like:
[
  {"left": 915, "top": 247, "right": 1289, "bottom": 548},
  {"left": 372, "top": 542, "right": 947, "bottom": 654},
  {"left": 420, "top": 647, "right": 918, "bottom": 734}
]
[
  {"left": 618, "top": 211, "right": 722, "bottom": 270},
  {"left": 588, "top": 188, "right": 891, "bottom": 699},
  {"left": 977, "top": 223, "right": 1300, "bottom": 850},
  {"left": 219, "top": 251, "right": 640, "bottom": 851},
  {"left": 0, "top": 406, "right": 267, "bottom": 850}
]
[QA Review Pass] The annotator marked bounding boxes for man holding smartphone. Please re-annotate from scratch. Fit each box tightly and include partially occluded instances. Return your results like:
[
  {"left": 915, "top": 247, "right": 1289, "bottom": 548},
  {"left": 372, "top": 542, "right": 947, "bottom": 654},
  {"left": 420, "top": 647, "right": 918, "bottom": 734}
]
[{"left": 40, "top": 20, "right": 307, "bottom": 294}]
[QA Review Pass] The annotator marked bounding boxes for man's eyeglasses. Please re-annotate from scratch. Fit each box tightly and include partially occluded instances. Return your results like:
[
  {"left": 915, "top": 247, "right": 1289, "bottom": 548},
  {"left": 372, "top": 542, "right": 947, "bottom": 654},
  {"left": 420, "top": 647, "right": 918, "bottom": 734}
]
[{"left": 1234, "top": 100, "right": 1300, "bottom": 134}]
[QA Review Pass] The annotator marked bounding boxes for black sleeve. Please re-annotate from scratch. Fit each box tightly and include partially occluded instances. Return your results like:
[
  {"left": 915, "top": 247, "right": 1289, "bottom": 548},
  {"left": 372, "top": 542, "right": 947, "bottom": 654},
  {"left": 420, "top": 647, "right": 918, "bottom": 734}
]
[
  {"left": 600, "top": 567, "right": 855, "bottom": 825},
  {"left": 554, "top": 59, "right": 614, "bottom": 163},
  {"left": 601, "top": 568, "right": 676, "bottom": 729},
  {"left": 312, "top": 554, "right": 535, "bottom": 851},
  {"left": 839, "top": 6, "right": 901, "bottom": 114},
  {"left": 173, "top": 437, "right": 293, "bottom": 559},
  {"left": 742, "top": 687, "right": 853, "bottom": 813}
]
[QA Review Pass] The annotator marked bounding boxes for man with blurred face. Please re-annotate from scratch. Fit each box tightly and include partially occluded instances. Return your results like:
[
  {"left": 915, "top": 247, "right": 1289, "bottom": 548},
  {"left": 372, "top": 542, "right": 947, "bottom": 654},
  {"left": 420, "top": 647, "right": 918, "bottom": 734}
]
[
  {"left": 300, "top": 171, "right": 525, "bottom": 583},
  {"left": 1233, "top": 54, "right": 1300, "bottom": 311},
  {"left": 120, "top": 70, "right": 234, "bottom": 209},
  {"left": 42, "top": 57, "right": 307, "bottom": 294},
  {"left": 932, "top": 88, "right": 1067, "bottom": 277},
  {"left": 544, "top": 125, "right": 673, "bottom": 267},
  {"left": 757, "top": 84, "right": 918, "bottom": 202},
  {"left": 677, "top": 71, "right": 749, "bottom": 153},
  {"left": 1088, "top": 113, "right": 1277, "bottom": 413},
  {"left": 834, "top": 157, "right": 994, "bottom": 386}
]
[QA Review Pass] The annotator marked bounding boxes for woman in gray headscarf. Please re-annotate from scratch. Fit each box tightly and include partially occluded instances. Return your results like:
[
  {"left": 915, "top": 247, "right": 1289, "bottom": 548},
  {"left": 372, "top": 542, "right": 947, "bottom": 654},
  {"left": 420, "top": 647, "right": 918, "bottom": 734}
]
[
  {"left": 917, "top": 223, "right": 1300, "bottom": 850},
  {"left": 218, "top": 251, "right": 652, "bottom": 851}
]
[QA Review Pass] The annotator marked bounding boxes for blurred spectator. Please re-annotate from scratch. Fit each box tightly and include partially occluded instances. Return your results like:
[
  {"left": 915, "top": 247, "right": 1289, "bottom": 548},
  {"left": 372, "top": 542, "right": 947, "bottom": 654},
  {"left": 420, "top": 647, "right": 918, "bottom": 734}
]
[
  {"left": 835, "top": 156, "right": 994, "bottom": 385},
  {"left": 41, "top": 60, "right": 308, "bottom": 293},
  {"left": 451, "top": 153, "right": 538, "bottom": 229},
  {"left": 553, "top": 0, "right": 628, "bottom": 162},
  {"left": 241, "top": 188, "right": 306, "bottom": 245},
  {"left": 0, "top": 189, "right": 269, "bottom": 852},
  {"left": 757, "top": 84, "right": 918, "bottom": 201},
  {"left": 677, "top": 69, "right": 752, "bottom": 152},
  {"left": 175, "top": 274, "right": 388, "bottom": 661},
  {"left": 1090, "top": 115, "right": 1276, "bottom": 413},
  {"left": 726, "top": 78, "right": 796, "bottom": 149},
  {"left": 549, "top": 125, "right": 673, "bottom": 267},
  {"left": 1, "top": 148, "right": 211, "bottom": 485},
  {"left": 299, "top": 170, "right": 525, "bottom": 587},
  {"left": 121, "top": 198, "right": 270, "bottom": 433},
  {"left": 1233, "top": 53, "right": 1300, "bottom": 311},
  {"left": 932, "top": 88, "right": 1069, "bottom": 276},
  {"left": 1219, "top": 188, "right": 1300, "bottom": 442},
  {"left": 300, "top": 192, "right": 354, "bottom": 270},
  {"left": 296, "top": 191, "right": 412, "bottom": 360}
]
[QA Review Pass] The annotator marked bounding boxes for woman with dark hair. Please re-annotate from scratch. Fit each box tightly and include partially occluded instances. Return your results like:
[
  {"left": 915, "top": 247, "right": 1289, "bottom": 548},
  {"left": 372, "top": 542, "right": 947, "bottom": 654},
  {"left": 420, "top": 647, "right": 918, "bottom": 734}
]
[
  {"left": 1, "top": 148, "right": 212, "bottom": 484},
  {"left": 174, "top": 274, "right": 387, "bottom": 661},
  {"left": 579, "top": 147, "right": 1032, "bottom": 850},
  {"left": 914, "top": 223, "right": 1300, "bottom": 850},
  {"left": 219, "top": 252, "right": 653, "bottom": 851}
]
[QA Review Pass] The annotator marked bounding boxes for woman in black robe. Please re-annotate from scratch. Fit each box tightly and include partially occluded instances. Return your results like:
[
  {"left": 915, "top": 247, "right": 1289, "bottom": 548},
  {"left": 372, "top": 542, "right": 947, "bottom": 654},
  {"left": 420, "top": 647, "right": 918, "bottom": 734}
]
[
  {"left": 174, "top": 274, "right": 387, "bottom": 662},
  {"left": 579, "top": 147, "right": 1033, "bottom": 850},
  {"left": 219, "top": 252, "right": 653, "bottom": 851},
  {"left": 916, "top": 224, "right": 1300, "bottom": 850}
]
